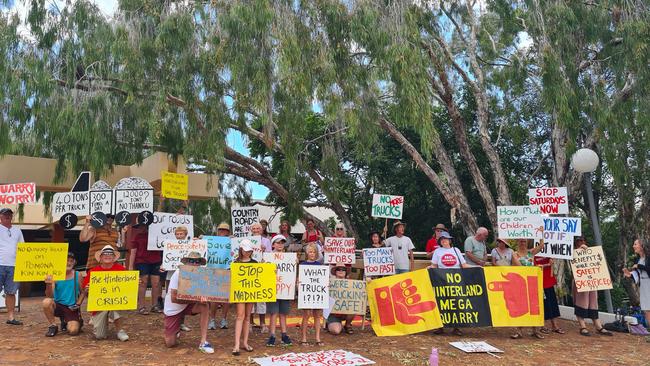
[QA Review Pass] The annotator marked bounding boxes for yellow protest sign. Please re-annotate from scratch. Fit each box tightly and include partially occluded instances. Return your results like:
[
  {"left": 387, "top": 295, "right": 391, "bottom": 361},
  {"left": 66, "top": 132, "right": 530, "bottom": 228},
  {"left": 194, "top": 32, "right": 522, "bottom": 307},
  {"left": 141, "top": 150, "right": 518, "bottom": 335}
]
[
  {"left": 229, "top": 263, "right": 276, "bottom": 303},
  {"left": 161, "top": 171, "right": 188, "bottom": 200},
  {"left": 14, "top": 243, "right": 68, "bottom": 282},
  {"left": 87, "top": 271, "right": 139, "bottom": 311},
  {"left": 484, "top": 266, "right": 544, "bottom": 327},
  {"left": 367, "top": 269, "right": 442, "bottom": 336}
]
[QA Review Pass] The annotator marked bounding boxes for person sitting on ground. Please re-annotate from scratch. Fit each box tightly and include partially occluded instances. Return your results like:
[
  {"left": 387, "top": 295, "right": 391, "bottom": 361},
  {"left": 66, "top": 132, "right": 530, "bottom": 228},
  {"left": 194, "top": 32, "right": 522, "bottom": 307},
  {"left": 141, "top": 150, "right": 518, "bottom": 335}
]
[
  {"left": 42, "top": 252, "right": 84, "bottom": 337},
  {"left": 265, "top": 235, "right": 293, "bottom": 347},
  {"left": 326, "top": 264, "right": 356, "bottom": 335},
  {"left": 81, "top": 245, "right": 130, "bottom": 341},
  {"left": 163, "top": 251, "right": 213, "bottom": 354},
  {"left": 426, "top": 224, "right": 447, "bottom": 259}
]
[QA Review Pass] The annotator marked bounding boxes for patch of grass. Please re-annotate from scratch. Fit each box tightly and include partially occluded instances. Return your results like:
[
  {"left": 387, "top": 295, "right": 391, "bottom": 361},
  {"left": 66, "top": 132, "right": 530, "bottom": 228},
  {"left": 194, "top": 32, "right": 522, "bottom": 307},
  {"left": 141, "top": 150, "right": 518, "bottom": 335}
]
[{"left": 389, "top": 351, "right": 428, "bottom": 366}]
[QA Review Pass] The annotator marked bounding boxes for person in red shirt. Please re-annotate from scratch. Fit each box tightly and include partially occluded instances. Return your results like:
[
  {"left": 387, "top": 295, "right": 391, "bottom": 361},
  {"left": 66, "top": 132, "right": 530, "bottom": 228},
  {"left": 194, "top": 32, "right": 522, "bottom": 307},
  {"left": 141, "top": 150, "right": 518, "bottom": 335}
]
[
  {"left": 534, "top": 255, "right": 565, "bottom": 334},
  {"left": 425, "top": 224, "right": 447, "bottom": 258},
  {"left": 126, "top": 224, "right": 163, "bottom": 315},
  {"left": 82, "top": 245, "right": 129, "bottom": 341}
]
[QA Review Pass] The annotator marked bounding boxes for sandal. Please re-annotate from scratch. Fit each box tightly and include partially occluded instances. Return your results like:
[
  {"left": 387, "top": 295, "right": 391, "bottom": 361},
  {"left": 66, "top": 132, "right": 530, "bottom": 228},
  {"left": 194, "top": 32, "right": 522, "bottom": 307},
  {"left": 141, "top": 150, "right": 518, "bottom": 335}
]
[
  {"left": 596, "top": 327, "right": 613, "bottom": 336},
  {"left": 315, "top": 341, "right": 324, "bottom": 346},
  {"left": 539, "top": 327, "right": 551, "bottom": 334},
  {"left": 579, "top": 328, "right": 591, "bottom": 336},
  {"left": 344, "top": 326, "right": 354, "bottom": 334},
  {"left": 138, "top": 307, "right": 150, "bottom": 315},
  {"left": 510, "top": 333, "right": 523, "bottom": 339},
  {"left": 232, "top": 349, "right": 240, "bottom": 356},
  {"left": 532, "top": 331, "right": 545, "bottom": 339},
  {"left": 552, "top": 327, "right": 566, "bottom": 334},
  {"left": 6, "top": 319, "right": 22, "bottom": 325},
  {"left": 244, "top": 345, "right": 254, "bottom": 352}
]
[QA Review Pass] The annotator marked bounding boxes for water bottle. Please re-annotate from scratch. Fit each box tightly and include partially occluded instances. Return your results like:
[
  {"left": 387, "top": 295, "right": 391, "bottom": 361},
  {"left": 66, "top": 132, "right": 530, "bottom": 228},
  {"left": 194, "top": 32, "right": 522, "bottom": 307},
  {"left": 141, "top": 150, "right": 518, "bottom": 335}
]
[{"left": 429, "top": 347, "right": 439, "bottom": 366}]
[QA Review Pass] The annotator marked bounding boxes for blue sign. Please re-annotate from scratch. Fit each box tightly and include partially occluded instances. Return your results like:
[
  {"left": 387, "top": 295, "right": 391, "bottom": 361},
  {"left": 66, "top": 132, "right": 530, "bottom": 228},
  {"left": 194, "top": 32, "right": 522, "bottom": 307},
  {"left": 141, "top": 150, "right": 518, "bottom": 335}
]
[{"left": 205, "top": 236, "right": 232, "bottom": 269}]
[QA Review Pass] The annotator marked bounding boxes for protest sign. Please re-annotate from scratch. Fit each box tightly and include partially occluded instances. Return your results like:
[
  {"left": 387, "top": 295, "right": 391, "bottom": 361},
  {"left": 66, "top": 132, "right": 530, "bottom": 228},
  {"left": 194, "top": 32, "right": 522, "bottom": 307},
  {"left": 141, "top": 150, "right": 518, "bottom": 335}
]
[
  {"left": 0, "top": 182, "right": 36, "bottom": 205},
  {"left": 161, "top": 171, "right": 189, "bottom": 200},
  {"left": 298, "top": 265, "right": 329, "bottom": 309},
  {"left": 570, "top": 246, "right": 613, "bottom": 292},
  {"left": 231, "top": 206, "right": 259, "bottom": 237},
  {"left": 371, "top": 193, "right": 403, "bottom": 219},
  {"left": 52, "top": 191, "right": 89, "bottom": 219},
  {"left": 177, "top": 265, "right": 230, "bottom": 302},
  {"left": 428, "top": 268, "right": 492, "bottom": 328},
  {"left": 13, "top": 243, "right": 68, "bottom": 282},
  {"left": 536, "top": 217, "right": 582, "bottom": 259},
  {"left": 161, "top": 239, "right": 208, "bottom": 271},
  {"left": 87, "top": 271, "right": 139, "bottom": 311},
  {"left": 89, "top": 190, "right": 113, "bottom": 215},
  {"left": 496, "top": 206, "right": 544, "bottom": 239},
  {"left": 329, "top": 279, "right": 366, "bottom": 315},
  {"left": 484, "top": 266, "right": 544, "bottom": 327},
  {"left": 323, "top": 237, "right": 356, "bottom": 264},
  {"left": 263, "top": 252, "right": 297, "bottom": 300},
  {"left": 363, "top": 247, "right": 395, "bottom": 276},
  {"left": 113, "top": 188, "right": 154, "bottom": 213},
  {"left": 253, "top": 350, "right": 375, "bottom": 366},
  {"left": 230, "top": 235, "right": 264, "bottom": 262},
  {"left": 449, "top": 341, "right": 503, "bottom": 354},
  {"left": 528, "top": 187, "right": 569, "bottom": 214},
  {"left": 230, "top": 263, "right": 276, "bottom": 303},
  {"left": 147, "top": 212, "right": 194, "bottom": 250},
  {"left": 367, "top": 269, "right": 442, "bottom": 336},
  {"left": 543, "top": 217, "right": 582, "bottom": 236},
  {"left": 205, "top": 236, "right": 232, "bottom": 269}
]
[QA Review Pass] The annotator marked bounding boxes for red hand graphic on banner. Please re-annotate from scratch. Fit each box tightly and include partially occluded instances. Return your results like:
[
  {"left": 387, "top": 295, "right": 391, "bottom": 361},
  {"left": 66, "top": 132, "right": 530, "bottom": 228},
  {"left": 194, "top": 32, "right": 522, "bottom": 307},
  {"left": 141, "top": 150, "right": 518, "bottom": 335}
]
[
  {"left": 488, "top": 273, "right": 529, "bottom": 317},
  {"left": 375, "top": 278, "right": 437, "bottom": 326}
]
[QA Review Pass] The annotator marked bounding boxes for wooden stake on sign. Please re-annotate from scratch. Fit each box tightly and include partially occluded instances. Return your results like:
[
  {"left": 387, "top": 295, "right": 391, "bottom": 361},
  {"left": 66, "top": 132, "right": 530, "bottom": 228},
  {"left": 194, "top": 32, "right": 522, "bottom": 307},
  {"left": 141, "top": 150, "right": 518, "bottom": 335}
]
[{"left": 382, "top": 218, "right": 388, "bottom": 239}]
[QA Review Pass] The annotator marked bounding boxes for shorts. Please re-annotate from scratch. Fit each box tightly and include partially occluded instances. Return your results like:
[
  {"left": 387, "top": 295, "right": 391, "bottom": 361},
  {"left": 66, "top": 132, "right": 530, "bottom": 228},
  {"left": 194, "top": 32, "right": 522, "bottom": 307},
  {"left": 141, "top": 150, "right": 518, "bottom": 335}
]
[
  {"left": 266, "top": 300, "right": 291, "bottom": 315},
  {"left": 254, "top": 302, "right": 266, "bottom": 314},
  {"left": 54, "top": 302, "right": 82, "bottom": 323},
  {"left": 91, "top": 311, "right": 122, "bottom": 339},
  {"left": 326, "top": 313, "right": 345, "bottom": 325},
  {"left": 164, "top": 305, "right": 196, "bottom": 338},
  {"left": 0, "top": 266, "right": 19, "bottom": 295},
  {"left": 135, "top": 262, "right": 165, "bottom": 277}
]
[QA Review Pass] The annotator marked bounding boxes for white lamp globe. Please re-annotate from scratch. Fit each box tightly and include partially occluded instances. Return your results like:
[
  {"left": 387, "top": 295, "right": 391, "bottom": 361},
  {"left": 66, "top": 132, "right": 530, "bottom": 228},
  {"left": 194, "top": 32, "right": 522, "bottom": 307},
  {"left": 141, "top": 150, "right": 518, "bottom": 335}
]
[{"left": 571, "top": 148, "right": 599, "bottom": 173}]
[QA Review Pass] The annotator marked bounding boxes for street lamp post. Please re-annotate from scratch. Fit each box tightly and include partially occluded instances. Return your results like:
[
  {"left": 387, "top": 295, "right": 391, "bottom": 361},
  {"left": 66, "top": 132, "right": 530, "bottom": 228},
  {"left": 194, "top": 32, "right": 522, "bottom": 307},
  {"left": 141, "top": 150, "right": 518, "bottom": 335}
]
[{"left": 571, "top": 148, "right": 614, "bottom": 313}]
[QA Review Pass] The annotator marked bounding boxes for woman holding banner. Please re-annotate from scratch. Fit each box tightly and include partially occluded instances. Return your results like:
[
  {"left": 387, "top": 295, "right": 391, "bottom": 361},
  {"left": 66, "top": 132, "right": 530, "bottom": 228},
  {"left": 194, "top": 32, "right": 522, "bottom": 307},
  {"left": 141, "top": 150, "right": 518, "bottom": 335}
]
[
  {"left": 573, "top": 237, "right": 613, "bottom": 336},
  {"left": 623, "top": 239, "right": 650, "bottom": 328}
]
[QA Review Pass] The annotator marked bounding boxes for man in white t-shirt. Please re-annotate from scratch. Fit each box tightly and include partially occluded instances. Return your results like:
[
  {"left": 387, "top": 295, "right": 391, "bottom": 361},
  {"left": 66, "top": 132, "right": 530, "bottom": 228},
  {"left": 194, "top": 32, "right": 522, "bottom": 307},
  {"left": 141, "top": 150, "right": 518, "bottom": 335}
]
[
  {"left": 383, "top": 221, "right": 414, "bottom": 274},
  {"left": 163, "top": 252, "right": 213, "bottom": 354},
  {"left": 0, "top": 208, "right": 25, "bottom": 325}
]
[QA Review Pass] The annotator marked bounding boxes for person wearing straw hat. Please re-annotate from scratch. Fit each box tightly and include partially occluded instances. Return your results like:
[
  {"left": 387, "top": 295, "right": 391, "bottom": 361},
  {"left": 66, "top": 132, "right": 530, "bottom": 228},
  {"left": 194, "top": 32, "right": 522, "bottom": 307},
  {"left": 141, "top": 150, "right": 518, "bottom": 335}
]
[
  {"left": 208, "top": 222, "right": 232, "bottom": 330},
  {"left": 426, "top": 224, "right": 448, "bottom": 259},
  {"left": 491, "top": 238, "right": 517, "bottom": 266},
  {"left": 384, "top": 221, "right": 414, "bottom": 274},
  {"left": 163, "top": 251, "right": 214, "bottom": 354},
  {"left": 81, "top": 245, "right": 129, "bottom": 341}
]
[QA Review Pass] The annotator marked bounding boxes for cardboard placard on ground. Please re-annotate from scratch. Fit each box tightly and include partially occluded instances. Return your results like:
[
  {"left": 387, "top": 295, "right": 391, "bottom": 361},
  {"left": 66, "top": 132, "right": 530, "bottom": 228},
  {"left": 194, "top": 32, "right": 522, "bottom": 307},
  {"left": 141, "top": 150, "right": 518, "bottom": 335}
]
[
  {"left": 231, "top": 206, "right": 259, "bottom": 238},
  {"left": 371, "top": 193, "right": 404, "bottom": 219},
  {"left": 205, "top": 236, "right": 232, "bottom": 269},
  {"left": 253, "top": 350, "right": 375, "bottom": 366},
  {"left": 177, "top": 265, "right": 230, "bottom": 302},
  {"left": 570, "top": 246, "right": 613, "bottom": 292},
  {"left": 230, "top": 235, "right": 264, "bottom": 262},
  {"left": 496, "top": 205, "right": 544, "bottom": 239},
  {"left": 329, "top": 279, "right": 366, "bottom": 315},
  {"left": 230, "top": 262, "right": 276, "bottom": 303},
  {"left": 298, "top": 265, "right": 329, "bottom": 309},
  {"left": 0, "top": 182, "right": 36, "bottom": 204},
  {"left": 161, "top": 239, "right": 208, "bottom": 271},
  {"left": 323, "top": 237, "right": 356, "bottom": 264},
  {"left": 528, "top": 187, "right": 569, "bottom": 214},
  {"left": 87, "top": 270, "right": 139, "bottom": 311},
  {"left": 263, "top": 252, "right": 297, "bottom": 300},
  {"left": 147, "top": 212, "right": 194, "bottom": 251},
  {"left": 161, "top": 171, "right": 188, "bottom": 200},
  {"left": 363, "top": 247, "right": 395, "bottom": 276},
  {"left": 449, "top": 341, "right": 503, "bottom": 353},
  {"left": 13, "top": 243, "right": 68, "bottom": 282}
]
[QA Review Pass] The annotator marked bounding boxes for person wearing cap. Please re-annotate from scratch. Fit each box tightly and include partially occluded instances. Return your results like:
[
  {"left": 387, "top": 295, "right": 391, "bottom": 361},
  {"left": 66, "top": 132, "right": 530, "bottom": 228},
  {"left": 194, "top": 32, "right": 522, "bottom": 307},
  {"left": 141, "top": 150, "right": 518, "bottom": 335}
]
[
  {"left": 264, "top": 235, "right": 293, "bottom": 347},
  {"left": 325, "top": 264, "right": 355, "bottom": 335},
  {"left": 384, "top": 221, "right": 414, "bottom": 274},
  {"left": 208, "top": 222, "right": 232, "bottom": 330},
  {"left": 81, "top": 245, "right": 130, "bottom": 341},
  {"left": 79, "top": 213, "right": 119, "bottom": 269},
  {"left": 250, "top": 222, "right": 271, "bottom": 333},
  {"left": 163, "top": 251, "right": 214, "bottom": 354},
  {"left": 42, "top": 252, "right": 84, "bottom": 337},
  {"left": 426, "top": 224, "right": 447, "bottom": 259},
  {"left": 464, "top": 227, "right": 489, "bottom": 267},
  {"left": 125, "top": 223, "right": 164, "bottom": 315},
  {"left": 491, "top": 238, "right": 516, "bottom": 266},
  {"left": 0, "top": 208, "right": 24, "bottom": 325},
  {"left": 233, "top": 239, "right": 257, "bottom": 355}
]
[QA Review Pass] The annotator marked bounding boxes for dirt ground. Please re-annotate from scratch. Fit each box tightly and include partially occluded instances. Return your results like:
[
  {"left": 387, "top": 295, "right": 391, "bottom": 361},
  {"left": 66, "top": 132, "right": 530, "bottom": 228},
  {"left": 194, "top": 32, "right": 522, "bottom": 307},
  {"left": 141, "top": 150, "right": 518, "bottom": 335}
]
[{"left": 0, "top": 297, "right": 645, "bottom": 366}]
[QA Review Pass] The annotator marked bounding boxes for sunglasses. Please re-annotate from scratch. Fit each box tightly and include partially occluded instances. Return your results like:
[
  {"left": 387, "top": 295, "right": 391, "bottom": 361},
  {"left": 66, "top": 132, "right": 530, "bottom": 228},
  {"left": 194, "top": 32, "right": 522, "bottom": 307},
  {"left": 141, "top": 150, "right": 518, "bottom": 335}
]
[
  {"left": 186, "top": 258, "right": 203, "bottom": 264},
  {"left": 335, "top": 268, "right": 346, "bottom": 271},
  {"left": 336, "top": 228, "right": 344, "bottom": 231},
  {"left": 101, "top": 252, "right": 115, "bottom": 256}
]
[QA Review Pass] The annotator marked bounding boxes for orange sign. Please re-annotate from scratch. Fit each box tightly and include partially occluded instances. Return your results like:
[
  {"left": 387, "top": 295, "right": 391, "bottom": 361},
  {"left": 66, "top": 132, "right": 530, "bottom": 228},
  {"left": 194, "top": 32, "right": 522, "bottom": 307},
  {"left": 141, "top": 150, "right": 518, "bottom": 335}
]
[{"left": 367, "top": 269, "right": 442, "bottom": 336}]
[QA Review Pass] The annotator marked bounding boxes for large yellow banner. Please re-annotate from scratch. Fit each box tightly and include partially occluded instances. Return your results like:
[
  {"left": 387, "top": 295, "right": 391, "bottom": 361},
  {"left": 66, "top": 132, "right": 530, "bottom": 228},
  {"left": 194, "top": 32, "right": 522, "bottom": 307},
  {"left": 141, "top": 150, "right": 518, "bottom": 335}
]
[
  {"left": 87, "top": 271, "right": 139, "bottom": 311},
  {"left": 161, "top": 171, "right": 188, "bottom": 200},
  {"left": 229, "top": 263, "right": 276, "bottom": 303},
  {"left": 14, "top": 243, "right": 68, "bottom": 282},
  {"left": 367, "top": 269, "right": 442, "bottom": 336},
  {"left": 484, "top": 266, "right": 544, "bottom": 327}
]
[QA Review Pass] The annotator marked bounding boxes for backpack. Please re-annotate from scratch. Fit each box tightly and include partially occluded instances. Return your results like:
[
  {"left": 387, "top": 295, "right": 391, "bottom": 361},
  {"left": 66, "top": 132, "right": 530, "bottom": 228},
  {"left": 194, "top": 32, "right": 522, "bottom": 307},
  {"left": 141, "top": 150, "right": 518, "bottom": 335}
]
[{"left": 603, "top": 311, "right": 629, "bottom": 333}]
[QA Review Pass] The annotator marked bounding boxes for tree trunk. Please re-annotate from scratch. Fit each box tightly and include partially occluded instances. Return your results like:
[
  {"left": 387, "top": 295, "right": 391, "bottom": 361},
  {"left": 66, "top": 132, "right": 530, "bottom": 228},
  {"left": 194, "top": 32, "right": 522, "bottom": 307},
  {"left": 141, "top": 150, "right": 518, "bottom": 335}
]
[{"left": 307, "top": 168, "right": 357, "bottom": 241}]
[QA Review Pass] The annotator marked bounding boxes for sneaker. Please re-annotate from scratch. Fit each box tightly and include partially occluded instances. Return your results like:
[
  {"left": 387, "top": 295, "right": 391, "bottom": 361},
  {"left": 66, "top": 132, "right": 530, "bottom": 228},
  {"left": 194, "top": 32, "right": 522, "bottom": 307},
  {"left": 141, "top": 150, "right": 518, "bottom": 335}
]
[
  {"left": 117, "top": 329, "right": 129, "bottom": 341},
  {"left": 219, "top": 318, "right": 228, "bottom": 329},
  {"left": 266, "top": 335, "right": 276, "bottom": 347},
  {"left": 45, "top": 324, "right": 58, "bottom": 337},
  {"left": 208, "top": 319, "right": 217, "bottom": 330},
  {"left": 180, "top": 324, "right": 191, "bottom": 332},
  {"left": 60, "top": 320, "right": 67, "bottom": 333},
  {"left": 198, "top": 342, "right": 215, "bottom": 354},
  {"left": 6, "top": 319, "right": 22, "bottom": 325},
  {"left": 281, "top": 333, "right": 292, "bottom": 346}
]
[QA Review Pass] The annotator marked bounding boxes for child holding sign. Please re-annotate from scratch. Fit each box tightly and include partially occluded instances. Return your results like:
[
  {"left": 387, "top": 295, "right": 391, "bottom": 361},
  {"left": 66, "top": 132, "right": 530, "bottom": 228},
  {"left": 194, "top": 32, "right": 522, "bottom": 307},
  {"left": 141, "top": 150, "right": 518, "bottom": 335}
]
[
  {"left": 42, "top": 252, "right": 84, "bottom": 337},
  {"left": 265, "top": 235, "right": 294, "bottom": 347},
  {"left": 300, "top": 243, "right": 324, "bottom": 346},
  {"left": 232, "top": 239, "right": 257, "bottom": 356}
]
